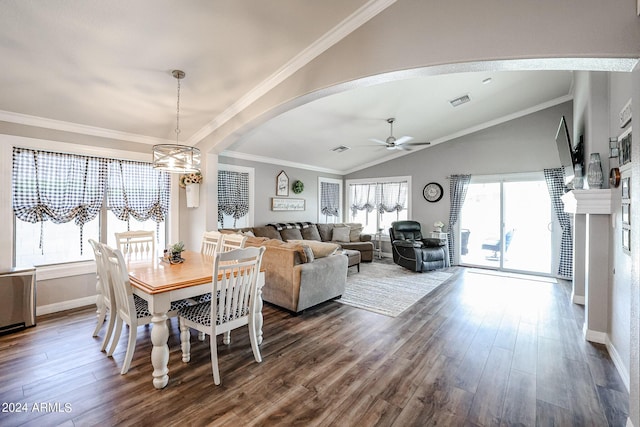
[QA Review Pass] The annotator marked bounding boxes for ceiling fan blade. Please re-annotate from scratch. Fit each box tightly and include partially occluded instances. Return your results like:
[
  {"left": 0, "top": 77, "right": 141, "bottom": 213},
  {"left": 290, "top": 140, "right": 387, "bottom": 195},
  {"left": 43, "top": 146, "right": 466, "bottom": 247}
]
[
  {"left": 403, "top": 141, "right": 431, "bottom": 146},
  {"left": 394, "top": 136, "right": 414, "bottom": 146},
  {"left": 369, "top": 138, "right": 388, "bottom": 145},
  {"left": 397, "top": 145, "right": 412, "bottom": 151}
]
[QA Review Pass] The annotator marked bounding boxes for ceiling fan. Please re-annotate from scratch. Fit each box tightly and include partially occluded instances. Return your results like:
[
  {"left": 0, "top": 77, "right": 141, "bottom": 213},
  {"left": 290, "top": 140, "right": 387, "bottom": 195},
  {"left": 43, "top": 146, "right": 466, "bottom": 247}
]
[{"left": 370, "top": 118, "right": 431, "bottom": 150}]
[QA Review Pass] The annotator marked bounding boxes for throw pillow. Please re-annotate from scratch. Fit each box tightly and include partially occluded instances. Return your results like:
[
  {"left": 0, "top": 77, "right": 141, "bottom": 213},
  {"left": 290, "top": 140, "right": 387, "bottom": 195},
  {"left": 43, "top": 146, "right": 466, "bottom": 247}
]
[
  {"left": 242, "top": 230, "right": 255, "bottom": 237},
  {"left": 316, "top": 223, "right": 333, "bottom": 242},
  {"left": 346, "top": 223, "right": 363, "bottom": 241},
  {"left": 280, "top": 228, "right": 303, "bottom": 241},
  {"left": 301, "top": 224, "right": 322, "bottom": 241},
  {"left": 288, "top": 240, "right": 340, "bottom": 258},
  {"left": 253, "top": 226, "right": 283, "bottom": 241},
  {"left": 331, "top": 226, "right": 351, "bottom": 243}
]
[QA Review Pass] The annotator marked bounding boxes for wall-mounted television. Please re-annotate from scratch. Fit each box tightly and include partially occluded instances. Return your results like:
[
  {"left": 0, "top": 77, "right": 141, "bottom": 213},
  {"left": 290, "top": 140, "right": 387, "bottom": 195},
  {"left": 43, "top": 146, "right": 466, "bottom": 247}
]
[{"left": 555, "top": 115, "right": 582, "bottom": 185}]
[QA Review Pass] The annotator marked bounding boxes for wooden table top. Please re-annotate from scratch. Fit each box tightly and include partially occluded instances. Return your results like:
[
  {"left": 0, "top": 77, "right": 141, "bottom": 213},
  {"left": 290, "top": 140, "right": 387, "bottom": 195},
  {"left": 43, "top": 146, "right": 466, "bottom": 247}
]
[{"left": 127, "top": 250, "right": 215, "bottom": 295}]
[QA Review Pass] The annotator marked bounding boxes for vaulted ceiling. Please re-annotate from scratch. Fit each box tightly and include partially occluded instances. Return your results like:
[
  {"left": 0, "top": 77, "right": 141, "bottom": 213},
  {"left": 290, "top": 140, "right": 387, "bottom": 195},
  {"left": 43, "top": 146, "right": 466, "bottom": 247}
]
[{"left": 0, "top": 1, "right": 612, "bottom": 174}]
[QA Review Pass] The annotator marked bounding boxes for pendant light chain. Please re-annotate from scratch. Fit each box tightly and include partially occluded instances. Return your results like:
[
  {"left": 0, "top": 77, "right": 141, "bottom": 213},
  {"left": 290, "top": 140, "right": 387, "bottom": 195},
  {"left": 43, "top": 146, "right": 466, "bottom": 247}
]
[{"left": 174, "top": 70, "right": 183, "bottom": 143}]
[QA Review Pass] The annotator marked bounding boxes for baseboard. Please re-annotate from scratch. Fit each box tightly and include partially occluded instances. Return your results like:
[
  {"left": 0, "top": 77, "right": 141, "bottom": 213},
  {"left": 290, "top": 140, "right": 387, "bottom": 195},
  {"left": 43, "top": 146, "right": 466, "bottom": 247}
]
[
  {"left": 572, "top": 293, "right": 585, "bottom": 305},
  {"left": 37, "top": 296, "right": 95, "bottom": 316},
  {"left": 582, "top": 325, "right": 607, "bottom": 344},
  {"left": 606, "top": 336, "right": 631, "bottom": 392}
]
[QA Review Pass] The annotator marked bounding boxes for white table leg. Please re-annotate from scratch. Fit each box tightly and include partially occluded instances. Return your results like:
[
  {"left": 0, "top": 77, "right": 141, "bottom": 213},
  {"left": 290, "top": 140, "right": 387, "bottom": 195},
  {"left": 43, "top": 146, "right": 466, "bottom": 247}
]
[{"left": 150, "top": 312, "right": 169, "bottom": 389}]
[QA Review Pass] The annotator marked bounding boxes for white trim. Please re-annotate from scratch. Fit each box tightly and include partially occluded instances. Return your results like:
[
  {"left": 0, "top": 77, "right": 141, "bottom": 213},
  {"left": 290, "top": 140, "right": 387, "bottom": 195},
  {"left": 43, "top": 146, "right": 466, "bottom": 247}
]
[
  {"left": 34, "top": 261, "right": 96, "bottom": 281},
  {"left": 470, "top": 170, "right": 545, "bottom": 183},
  {"left": 0, "top": 109, "right": 174, "bottom": 146},
  {"left": 3, "top": 134, "right": 154, "bottom": 162},
  {"left": 219, "top": 150, "right": 343, "bottom": 175},
  {"left": 572, "top": 294, "right": 585, "bottom": 305},
  {"left": 606, "top": 336, "right": 630, "bottom": 392},
  {"left": 188, "top": 0, "right": 396, "bottom": 146},
  {"left": 582, "top": 325, "right": 607, "bottom": 344},
  {"left": 218, "top": 163, "right": 255, "bottom": 227},
  {"left": 318, "top": 177, "right": 343, "bottom": 223},
  {"left": 37, "top": 296, "right": 95, "bottom": 316}
]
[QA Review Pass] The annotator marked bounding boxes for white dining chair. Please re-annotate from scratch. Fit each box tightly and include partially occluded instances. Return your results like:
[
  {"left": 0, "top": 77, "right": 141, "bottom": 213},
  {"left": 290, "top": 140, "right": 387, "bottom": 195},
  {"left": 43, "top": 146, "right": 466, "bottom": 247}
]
[
  {"left": 220, "top": 233, "right": 247, "bottom": 252},
  {"left": 201, "top": 230, "right": 224, "bottom": 257},
  {"left": 178, "top": 246, "right": 266, "bottom": 385},
  {"left": 115, "top": 230, "right": 156, "bottom": 259},
  {"left": 88, "top": 239, "right": 117, "bottom": 352},
  {"left": 101, "top": 243, "right": 190, "bottom": 375}
]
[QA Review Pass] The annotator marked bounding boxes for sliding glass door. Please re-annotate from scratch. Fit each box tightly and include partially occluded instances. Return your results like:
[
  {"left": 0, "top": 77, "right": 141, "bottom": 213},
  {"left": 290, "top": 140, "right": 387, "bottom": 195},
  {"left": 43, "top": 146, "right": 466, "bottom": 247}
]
[{"left": 459, "top": 173, "right": 553, "bottom": 275}]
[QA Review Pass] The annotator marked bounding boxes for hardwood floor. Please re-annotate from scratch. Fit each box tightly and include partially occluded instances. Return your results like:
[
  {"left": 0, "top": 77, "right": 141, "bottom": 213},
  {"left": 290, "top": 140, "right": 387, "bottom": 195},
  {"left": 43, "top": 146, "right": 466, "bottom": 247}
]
[{"left": 0, "top": 266, "right": 629, "bottom": 426}]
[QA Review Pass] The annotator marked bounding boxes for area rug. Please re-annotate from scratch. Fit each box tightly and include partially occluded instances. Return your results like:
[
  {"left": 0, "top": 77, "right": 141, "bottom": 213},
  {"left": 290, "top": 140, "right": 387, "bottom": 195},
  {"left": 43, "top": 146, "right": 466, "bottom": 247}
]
[{"left": 338, "top": 258, "right": 456, "bottom": 317}]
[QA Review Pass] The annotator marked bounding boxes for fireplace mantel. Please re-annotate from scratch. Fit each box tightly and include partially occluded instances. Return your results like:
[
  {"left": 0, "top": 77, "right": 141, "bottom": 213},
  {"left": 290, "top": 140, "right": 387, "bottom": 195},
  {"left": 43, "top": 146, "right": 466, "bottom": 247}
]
[
  {"left": 560, "top": 188, "right": 612, "bottom": 344},
  {"left": 561, "top": 189, "right": 613, "bottom": 215}
]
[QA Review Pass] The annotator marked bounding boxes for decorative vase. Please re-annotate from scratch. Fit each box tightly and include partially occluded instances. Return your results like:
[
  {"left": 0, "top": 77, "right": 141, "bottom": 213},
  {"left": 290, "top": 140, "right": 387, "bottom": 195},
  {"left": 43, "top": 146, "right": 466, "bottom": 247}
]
[
  {"left": 186, "top": 183, "right": 200, "bottom": 208},
  {"left": 587, "top": 153, "right": 604, "bottom": 189},
  {"left": 573, "top": 164, "right": 584, "bottom": 189}
]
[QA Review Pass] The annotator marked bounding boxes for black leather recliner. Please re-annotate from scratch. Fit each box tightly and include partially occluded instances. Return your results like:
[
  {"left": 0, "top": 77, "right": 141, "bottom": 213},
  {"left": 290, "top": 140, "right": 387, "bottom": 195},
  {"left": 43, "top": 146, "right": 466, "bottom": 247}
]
[{"left": 389, "top": 220, "right": 449, "bottom": 272}]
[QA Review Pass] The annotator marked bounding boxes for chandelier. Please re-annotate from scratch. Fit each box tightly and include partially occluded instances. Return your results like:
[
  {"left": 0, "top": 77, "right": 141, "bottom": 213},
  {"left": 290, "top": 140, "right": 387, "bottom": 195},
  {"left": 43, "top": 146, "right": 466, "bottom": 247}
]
[{"left": 152, "top": 70, "right": 201, "bottom": 173}]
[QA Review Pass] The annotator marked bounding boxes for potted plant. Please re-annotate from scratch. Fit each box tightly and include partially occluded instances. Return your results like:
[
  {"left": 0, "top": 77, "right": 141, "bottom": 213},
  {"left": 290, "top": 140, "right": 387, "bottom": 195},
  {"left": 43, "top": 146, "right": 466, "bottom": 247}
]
[{"left": 169, "top": 241, "right": 185, "bottom": 263}]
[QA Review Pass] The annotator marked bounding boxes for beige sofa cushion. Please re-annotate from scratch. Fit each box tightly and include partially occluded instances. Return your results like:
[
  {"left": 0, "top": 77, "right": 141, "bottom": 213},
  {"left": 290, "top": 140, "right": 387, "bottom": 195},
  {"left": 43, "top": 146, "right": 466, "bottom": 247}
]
[
  {"left": 288, "top": 239, "right": 340, "bottom": 258},
  {"left": 301, "top": 224, "right": 321, "bottom": 241},
  {"left": 346, "top": 223, "right": 364, "bottom": 242},
  {"left": 281, "top": 228, "right": 303, "bottom": 241},
  {"left": 331, "top": 226, "right": 351, "bottom": 243}
]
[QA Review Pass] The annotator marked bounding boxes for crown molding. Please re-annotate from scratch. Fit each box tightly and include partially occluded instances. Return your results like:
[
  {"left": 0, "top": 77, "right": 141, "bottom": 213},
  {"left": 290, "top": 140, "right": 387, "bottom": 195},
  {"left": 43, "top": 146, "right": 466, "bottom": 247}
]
[
  {"left": 187, "top": 0, "right": 396, "bottom": 146},
  {"left": 0, "top": 109, "right": 173, "bottom": 145},
  {"left": 219, "top": 150, "right": 343, "bottom": 175}
]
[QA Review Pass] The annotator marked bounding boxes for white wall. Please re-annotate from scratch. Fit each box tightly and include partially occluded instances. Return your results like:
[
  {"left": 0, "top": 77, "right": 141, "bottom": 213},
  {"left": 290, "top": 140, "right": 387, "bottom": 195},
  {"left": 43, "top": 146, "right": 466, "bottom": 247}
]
[
  {"left": 346, "top": 102, "right": 573, "bottom": 235},
  {"left": 218, "top": 156, "right": 342, "bottom": 226}
]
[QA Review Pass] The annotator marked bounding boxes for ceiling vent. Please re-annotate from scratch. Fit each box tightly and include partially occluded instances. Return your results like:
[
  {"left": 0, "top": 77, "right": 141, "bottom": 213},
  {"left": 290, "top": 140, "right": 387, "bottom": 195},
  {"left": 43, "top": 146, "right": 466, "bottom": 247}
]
[
  {"left": 449, "top": 94, "right": 471, "bottom": 107},
  {"left": 331, "top": 145, "right": 351, "bottom": 153}
]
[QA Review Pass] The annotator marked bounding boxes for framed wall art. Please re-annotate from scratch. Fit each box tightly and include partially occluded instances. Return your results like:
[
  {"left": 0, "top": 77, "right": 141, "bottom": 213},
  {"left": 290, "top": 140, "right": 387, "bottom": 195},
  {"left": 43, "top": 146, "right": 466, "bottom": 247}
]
[
  {"left": 622, "top": 203, "right": 630, "bottom": 226},
  {"left": 622, "top": 176, "right": 631, "bottom": 200},
  {"left": 619, "top": 127, "right": 632, "bottom": 166},
  {"left": 271, "top": 197, "right": 305, "bottom": 211},
  {"left": 276, "top": 170, "right": 289, "bottom": 196}
]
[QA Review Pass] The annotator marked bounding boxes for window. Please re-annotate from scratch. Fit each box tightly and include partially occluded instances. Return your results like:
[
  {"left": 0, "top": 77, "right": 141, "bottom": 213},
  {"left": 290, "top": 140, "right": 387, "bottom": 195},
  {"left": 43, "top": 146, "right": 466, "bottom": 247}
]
[
  {"left": 12, "top": 147, "right": 169, "bottom": 267},
  {"left": 217, "top": 164, "right": 254, "bottom": 229},
  {"left": 346, "top": 177, "right": 411, "bottom": 235}
]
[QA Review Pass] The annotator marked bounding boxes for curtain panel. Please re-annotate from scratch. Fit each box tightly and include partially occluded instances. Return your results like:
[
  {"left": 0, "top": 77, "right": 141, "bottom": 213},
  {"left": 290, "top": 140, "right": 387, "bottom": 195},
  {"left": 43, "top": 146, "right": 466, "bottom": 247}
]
[
  {"left": 377, "top": 181, "right": 408, "bottom": 213},
  {"left": 447, "top": 174, "right": 471, "bottom": 265},
  {"left": 544, "top": 168, "right": 573, "bottom": 278},
  {"left": 320, "top": 181, "right": 340, "bottom": 218},
  {"left": 108, "top": 160, "right": 170, "bottom": 225},
  {"left": 218, "top": 170, "right": 249, "bottom": 228}
]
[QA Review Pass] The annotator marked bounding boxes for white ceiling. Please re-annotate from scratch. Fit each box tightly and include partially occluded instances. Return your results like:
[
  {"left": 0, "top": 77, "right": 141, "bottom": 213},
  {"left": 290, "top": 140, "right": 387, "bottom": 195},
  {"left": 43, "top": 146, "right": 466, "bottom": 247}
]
[{"left": 0, "top": 1, "right": 576, "bottom": 174}]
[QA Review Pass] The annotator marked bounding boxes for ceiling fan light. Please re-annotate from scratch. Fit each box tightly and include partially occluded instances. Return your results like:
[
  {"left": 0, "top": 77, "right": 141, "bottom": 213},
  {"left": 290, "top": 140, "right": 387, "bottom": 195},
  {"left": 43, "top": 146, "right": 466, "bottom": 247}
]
[{"left": 153, "top": 144, "right": 201, "bottom": 173}]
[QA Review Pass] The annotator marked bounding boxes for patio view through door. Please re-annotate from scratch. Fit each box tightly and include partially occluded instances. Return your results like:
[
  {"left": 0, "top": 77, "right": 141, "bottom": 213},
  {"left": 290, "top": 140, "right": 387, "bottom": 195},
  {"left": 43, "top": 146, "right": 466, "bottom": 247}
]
[{"left": 459, "top": 174, "right": 553, "bottom": 275}]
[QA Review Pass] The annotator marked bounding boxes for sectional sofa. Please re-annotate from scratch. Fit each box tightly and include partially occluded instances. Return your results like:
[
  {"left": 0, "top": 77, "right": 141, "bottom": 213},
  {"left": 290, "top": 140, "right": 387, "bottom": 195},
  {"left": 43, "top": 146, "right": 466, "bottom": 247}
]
[{"left": 221, "top": 222, "right": 374, "bottom": 312}]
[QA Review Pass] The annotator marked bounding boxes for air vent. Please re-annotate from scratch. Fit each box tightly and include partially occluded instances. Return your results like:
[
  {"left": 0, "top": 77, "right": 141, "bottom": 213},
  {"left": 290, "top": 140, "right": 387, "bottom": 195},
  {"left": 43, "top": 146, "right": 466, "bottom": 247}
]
[
  {"left": 331, "top": 145, "right": 351, "bottom": 153},
  {"left": 449, "top": 94, "right": 471, "bottom": 107}
]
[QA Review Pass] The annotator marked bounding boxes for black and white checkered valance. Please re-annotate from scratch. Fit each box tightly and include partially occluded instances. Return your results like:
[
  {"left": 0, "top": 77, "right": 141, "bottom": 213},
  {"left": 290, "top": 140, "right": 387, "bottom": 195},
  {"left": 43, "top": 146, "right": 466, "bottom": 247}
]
[
  {"left": 108, "top": 159, "right": 170, "bottom": 230},
  {"left": 377, "top": 181, "right": 408, "bottom": 213},
  {"left": 544, "top": 168, "right": 572, "bottom": 278},
  {"left": 320, "top": 181, "right": 340, "bottom": 218},
  {"left": 12, "top": 147, "right": 169, "bottom": 254},
  {"left": 218, "top": 170, "right": 249, "bottom": 227}
]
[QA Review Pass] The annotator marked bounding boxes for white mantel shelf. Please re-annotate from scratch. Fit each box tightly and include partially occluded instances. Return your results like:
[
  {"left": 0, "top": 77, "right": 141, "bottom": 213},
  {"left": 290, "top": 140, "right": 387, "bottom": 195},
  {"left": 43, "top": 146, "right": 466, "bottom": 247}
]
[{"left": 561, "top": 189, "right": 613, "bottom": 214}]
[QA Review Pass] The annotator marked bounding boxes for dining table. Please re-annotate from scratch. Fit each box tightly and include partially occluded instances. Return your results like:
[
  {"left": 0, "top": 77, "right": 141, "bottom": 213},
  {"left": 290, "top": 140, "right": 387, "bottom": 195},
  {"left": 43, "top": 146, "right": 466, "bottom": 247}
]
[{"left": 126, "top": 250, "right": 265, "bottom": 389}]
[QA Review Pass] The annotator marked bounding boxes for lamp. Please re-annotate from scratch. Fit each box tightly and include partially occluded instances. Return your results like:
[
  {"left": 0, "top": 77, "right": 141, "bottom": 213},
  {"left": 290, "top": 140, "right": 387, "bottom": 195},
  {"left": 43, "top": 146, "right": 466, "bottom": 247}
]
[{"left": 152, "top": 70, "right": 201, "bottom": 173}]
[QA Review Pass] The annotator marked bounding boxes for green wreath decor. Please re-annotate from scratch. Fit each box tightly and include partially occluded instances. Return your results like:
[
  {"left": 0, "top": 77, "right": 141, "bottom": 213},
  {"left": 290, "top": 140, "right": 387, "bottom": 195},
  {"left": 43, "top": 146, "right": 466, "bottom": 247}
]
[{"left": 292, "top": 180, "right": 304, "bottom": 194}]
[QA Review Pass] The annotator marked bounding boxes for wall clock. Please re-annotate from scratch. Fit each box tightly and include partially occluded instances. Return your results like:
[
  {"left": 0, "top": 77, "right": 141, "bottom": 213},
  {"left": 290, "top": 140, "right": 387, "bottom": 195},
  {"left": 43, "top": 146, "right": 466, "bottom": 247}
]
[{"left": 423, "top": 182, "right": 443, "bottom": 202}]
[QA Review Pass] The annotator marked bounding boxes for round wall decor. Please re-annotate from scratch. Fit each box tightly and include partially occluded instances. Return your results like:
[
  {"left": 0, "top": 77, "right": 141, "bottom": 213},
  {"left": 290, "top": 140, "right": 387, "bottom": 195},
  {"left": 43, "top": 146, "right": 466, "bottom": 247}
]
[
  {"left": 292, "top": 180, "right": 304, "bottom": 194},
  {"left": 423, "top": 182, "right": 443, "bottom": 202},
  {"left": 609, "top": 167, "right": 621, "bottom": 188}
]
